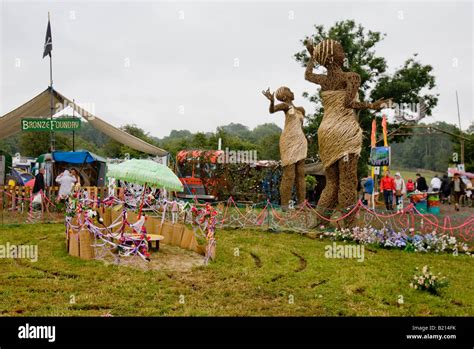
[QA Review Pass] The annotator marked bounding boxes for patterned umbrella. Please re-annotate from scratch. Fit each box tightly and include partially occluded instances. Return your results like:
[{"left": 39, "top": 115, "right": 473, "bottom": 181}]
[
  {"left": 107, "top": 159, "right": 183, "bottom": 192},
  {"left": 107, "top": 159, "right": 183, "bottom": 218}
]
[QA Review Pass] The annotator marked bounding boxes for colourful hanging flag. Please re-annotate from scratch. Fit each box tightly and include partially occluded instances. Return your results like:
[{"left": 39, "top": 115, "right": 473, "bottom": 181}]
[
  {"left": 382, "top": 114, "right": 388, "bottom": 147},
  {"left": 371, "top": 119, "right": 377, "bottom": 148}
]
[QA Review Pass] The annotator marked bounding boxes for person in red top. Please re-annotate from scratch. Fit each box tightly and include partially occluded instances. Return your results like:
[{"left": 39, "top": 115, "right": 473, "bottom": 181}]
[{"left": 380, "top": 170, "right": 396, "bottom": 211}]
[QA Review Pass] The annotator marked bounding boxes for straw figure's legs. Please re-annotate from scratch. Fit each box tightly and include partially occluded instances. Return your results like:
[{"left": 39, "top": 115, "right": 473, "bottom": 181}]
[
  {"left": 295, "top": 159, "right": 306, "bottom": 205},
  {"left": 280, "top": 163, "right": 296, "bottom": 211},
  {"left": 338, "top": 153, "right": 359, "bottom": 227},
  {"left": 316, "top": 161, "right": 339, "bottom": 221}
]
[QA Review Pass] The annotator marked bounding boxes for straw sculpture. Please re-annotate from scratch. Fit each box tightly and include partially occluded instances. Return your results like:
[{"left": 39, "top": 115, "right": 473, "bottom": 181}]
[
  {"left": 262, "top": 86, "right": 308, "bottom": 210},
  {"left": 304, "top": 39, "right": 390, "bottom": 225}
]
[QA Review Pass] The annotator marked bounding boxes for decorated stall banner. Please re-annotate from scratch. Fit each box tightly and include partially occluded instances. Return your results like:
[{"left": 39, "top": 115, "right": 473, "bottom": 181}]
[
  {"left": 21, "top": 118, "right": 81, "bottom": 132},
  {"left": 369, "top": 146, "right": 391, "bottom": 167}
]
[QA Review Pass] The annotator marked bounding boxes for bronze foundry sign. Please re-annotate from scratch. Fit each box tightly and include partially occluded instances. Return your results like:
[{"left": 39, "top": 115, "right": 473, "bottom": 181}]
[{"left": 21, "top": 118, "right": 81, "bottom": 132}]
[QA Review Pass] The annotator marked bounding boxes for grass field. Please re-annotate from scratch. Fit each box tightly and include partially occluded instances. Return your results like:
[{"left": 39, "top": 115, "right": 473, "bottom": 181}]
[
  {"left": 390, "top": 168, "right": 441, "bottom": 183},
  {"left": 0, "top": 223, "right": 473, "bottom": 316}
]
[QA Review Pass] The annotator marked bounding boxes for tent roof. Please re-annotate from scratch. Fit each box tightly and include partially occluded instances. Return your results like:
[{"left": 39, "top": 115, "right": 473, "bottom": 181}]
[
  {"left": 53, "top": 150, "right": 106, "bottom": 164},
  {"left": 0, "top": 88, "right": 168, "bottom": 157}
]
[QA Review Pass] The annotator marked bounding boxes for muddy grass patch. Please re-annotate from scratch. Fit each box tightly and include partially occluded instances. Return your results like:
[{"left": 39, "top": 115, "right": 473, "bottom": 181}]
[{"left": 97, "top": 244, "right": 205, "bottom": 272}]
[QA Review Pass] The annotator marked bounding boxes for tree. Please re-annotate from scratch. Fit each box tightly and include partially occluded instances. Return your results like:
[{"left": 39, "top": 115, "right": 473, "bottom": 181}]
[
  {"left": 18, "top": 131, "right": 101, "bottom": 157},
  {"left": 104, "top": 124, "right": 158, "bottom": 158},
  {"left": 390, "top": 122, "right": 458, "bottom": 172},
  {"left": 453, "top": 121, "right": 474, "bottom": 172},
  {"left": 294, "top": 20, "right": 438, "bottom": 178},
  {"left": 219, "top": 123, "right": 252, "bottom": 140},
  {"left": 0, "top": 134, "right": 20, "bottom": 155},
  {"left": 76, "top": 122, "right": 110, "bottom": 149},
  {"left": 257, "top": 133, "right": 280, "bottom": 160}
]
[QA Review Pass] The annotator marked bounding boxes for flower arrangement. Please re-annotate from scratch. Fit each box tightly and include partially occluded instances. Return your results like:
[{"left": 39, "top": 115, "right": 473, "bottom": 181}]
[
  {"left": 324, "top": 227, "right": 470, "bottom": 255},
  {"left": 409, "top": 265, "right": 449, "bottom": 295}
]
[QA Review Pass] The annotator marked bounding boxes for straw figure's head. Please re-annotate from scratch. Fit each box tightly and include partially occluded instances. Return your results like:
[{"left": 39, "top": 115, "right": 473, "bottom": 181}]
[
  {"left": 275, "top": 86, "right": 294, "bottom": 103},
  {"left": 312, "top": 39, "right": 345, "bottom": 68}
]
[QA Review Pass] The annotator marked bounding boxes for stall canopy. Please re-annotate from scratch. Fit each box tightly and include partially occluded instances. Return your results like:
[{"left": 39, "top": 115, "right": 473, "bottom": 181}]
[
  {"left": 52, "top": 150, "right": 106, "bottom": 164},
  {"left": 0, "top": 88, "right": 168, "bottom": 157}
]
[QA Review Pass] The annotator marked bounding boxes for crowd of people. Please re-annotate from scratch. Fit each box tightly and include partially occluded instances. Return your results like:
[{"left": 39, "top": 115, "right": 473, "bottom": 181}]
[
  {"left": 361, "top": 170, "right": 473, "bottom": 212},
  {"left": 31, "top": 167, "right": 82, "bottom": 207}
]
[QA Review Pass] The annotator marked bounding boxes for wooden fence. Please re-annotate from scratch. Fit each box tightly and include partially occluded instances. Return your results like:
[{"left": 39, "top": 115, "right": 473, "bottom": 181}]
[{"left": 0, "top": 186, "right": 112, "bottom": 212}]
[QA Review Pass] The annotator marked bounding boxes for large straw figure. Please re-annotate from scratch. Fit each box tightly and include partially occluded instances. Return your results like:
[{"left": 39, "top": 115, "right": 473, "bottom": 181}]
[
  {"left": 304, "top": 39, "right": 389, "bottom": 220},
  {"left": 262, "top": 86, "right": 308, "bottom": 210}
]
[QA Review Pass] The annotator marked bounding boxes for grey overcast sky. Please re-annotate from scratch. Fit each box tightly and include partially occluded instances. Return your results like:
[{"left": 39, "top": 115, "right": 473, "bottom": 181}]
[{"left": 1, "top": 0, "right": 473, "bottom": 138}]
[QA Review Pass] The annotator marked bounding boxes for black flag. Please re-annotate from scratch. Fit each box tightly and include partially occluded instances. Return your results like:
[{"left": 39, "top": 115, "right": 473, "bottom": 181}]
[{"left": 42, "top": 18, "right": 52, "bottom": 58}]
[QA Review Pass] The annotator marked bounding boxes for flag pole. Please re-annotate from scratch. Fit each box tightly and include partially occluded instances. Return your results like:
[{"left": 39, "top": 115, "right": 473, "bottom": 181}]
[
  {"left": 72, "top": 99, "right": 76, "bottom": 152},
  {"left": 48, "top": 12, "right": 55, "bottom": 153},
  {"left": 455, "top": 91, "right": 464, "bottom": 165}
]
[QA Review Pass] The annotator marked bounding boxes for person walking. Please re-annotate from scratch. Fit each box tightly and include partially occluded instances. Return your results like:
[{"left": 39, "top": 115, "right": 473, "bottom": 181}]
[
  {"left": 449, "top": 173, "right": 466, "bottom": 211},
  {"left": 363, "top": 175, "right": 374, "bottom": 207},
  {"left": 394, "top": 172, "right": 406, "bottom": 212},
  {"left": 415, "top": 173, "right": 428, "bottom": 192},
  {"left": 440, "top": 174, "right": 451, "bottom": 204},
  {"left": 380, "top": 171, "right": 396, "bottom": 211},
  {"left": 430, "top": 175, "right": 442, "bottom": 192},
  {"left": 465, "top": 180, "right": 473, "bottom": 207},
  {"left": 55, "top": 170, "right": 76, "bottom": 202},
  {"left": 32, "top": 168, "right": 46, "bottom": 196},
  {"left": 70, "top": 168, "right": 81, "bottom": 192},
  {"left": 31, "top": 168, "right": 46, "bottom": 212},
  {"left": 406, "top": 179, "right": 415, "bottom": 194}
]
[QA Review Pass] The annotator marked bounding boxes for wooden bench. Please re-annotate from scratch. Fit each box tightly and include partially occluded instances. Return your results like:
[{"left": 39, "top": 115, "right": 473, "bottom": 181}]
[{"left": 120, "top": 233, "right": 165, "bottom": 251}]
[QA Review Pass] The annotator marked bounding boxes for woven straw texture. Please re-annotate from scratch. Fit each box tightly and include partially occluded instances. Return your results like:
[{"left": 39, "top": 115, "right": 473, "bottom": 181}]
[
  {"left": 318, "top": 90, "right": 362, "bottom": 169},
  {"left": 280, "top": 106, "right": 308, "bottom": 167}
]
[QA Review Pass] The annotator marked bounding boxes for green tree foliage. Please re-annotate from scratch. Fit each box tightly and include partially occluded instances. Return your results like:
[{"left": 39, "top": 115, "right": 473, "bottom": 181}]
[
  {"left": 390, "top": 122, "right": 458, "bottom": 172},
  {"left": 371, "top": 55, "right": 438, "bottom": 111},
  {"left": 103, "top": 124, "right": 158, "bottom": 158},
  {"left": 18, "top": 132, "right": 100, "bottom": 157},
  {"left": 294, "top": 20, "right": 438, "bottom": 178},
  {"left": 76, "top": 122, "right": 110, "bottom": 149},
  {"left": 0, "top": 121, "right": 108, "bottom": 158},
  {"left": 0, "top": 134, "right": 20, "bottom": 155},
  {"left": 157, "top": 123, "right": 282, "bottom": 161},
  {"left": 454, "top": 121, "right": 474, "bottom": 172},
  {"left": 219, "top": 123, "right": 252, "bottom": 140}
]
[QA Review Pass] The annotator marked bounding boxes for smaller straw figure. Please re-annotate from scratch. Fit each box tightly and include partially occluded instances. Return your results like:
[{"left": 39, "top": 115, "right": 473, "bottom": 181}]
[{"left": 262, "top": 86, "right": 308, "bottom": 210}]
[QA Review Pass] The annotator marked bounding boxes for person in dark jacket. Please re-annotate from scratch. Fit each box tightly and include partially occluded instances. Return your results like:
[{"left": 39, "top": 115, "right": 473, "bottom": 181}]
[
  {"left": 32, "top": 168, "right": 45, "bottom": 195},
  {"left": 415, "top": 173, "right": 428, "bottom": 192},
  {"left": 440, "top": 174, "right": 451, "bottom": 204},
  {"left": 449, "top": 173, "right": 466, "bottom": 211}
]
